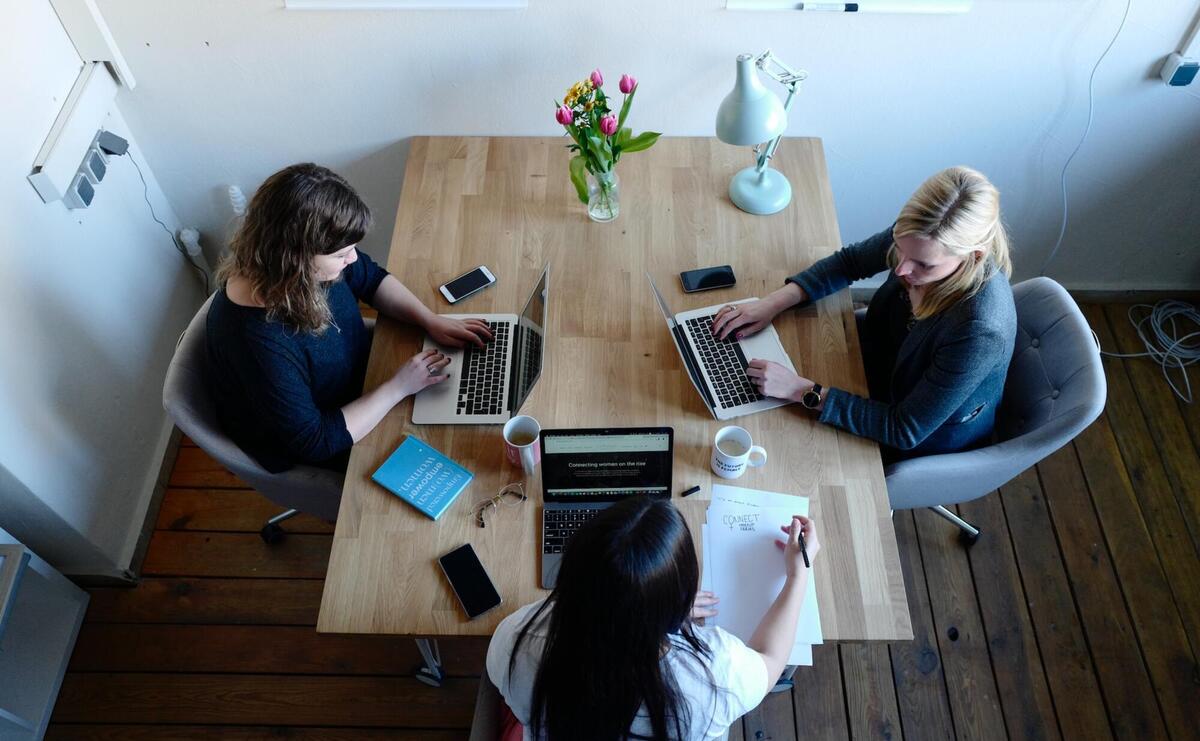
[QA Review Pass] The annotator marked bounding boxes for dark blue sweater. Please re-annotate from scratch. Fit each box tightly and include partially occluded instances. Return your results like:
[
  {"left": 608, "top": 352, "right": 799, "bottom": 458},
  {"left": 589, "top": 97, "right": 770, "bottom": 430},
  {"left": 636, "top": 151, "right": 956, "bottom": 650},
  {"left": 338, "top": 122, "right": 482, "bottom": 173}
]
[
  {"left": 206, "top": 251, "right": 388, "bottom": 472},
  {"left": 788, "top": 227, "right": 1016, "bottom": 457}
]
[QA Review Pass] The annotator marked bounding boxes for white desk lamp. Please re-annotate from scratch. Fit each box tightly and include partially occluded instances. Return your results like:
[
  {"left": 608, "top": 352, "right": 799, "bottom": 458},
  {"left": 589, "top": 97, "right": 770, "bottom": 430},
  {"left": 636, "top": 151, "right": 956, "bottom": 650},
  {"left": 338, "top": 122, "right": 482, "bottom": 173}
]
[{"left": 715, "top": 51, "right": 808, "bottom": 215}]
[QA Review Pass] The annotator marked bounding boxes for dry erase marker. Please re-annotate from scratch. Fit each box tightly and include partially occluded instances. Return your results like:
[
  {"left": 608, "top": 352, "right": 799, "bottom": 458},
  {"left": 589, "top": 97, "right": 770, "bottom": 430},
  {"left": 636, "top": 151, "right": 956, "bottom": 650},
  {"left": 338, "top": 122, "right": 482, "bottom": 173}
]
[
  {"left": 797, "top": 523, "right": 811, "bottom": 568},
  {"left": 799, "top": 2, "right": 859, "bottom": 10},
  {"left": 681, "top": 485, "right": 701, "bottom": 498}
]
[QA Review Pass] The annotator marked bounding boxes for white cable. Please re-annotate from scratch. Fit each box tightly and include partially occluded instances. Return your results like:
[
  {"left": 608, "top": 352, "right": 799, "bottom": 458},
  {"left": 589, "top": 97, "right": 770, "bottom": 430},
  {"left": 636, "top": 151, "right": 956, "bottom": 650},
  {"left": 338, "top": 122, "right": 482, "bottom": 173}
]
[
  {"left": 1040, "top": 0, "right": 1134, "bottom": 276},
  {"left": 1096, "top": 300, "right": 1200, "bottom": 403}
]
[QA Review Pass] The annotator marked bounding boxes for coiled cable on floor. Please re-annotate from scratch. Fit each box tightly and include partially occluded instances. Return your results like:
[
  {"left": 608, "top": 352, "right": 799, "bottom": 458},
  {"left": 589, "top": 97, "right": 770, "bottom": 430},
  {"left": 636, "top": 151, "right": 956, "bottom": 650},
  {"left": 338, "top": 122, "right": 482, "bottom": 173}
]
[{"left": 1098, "top": 300, "right": 1200, "bottom": 403}]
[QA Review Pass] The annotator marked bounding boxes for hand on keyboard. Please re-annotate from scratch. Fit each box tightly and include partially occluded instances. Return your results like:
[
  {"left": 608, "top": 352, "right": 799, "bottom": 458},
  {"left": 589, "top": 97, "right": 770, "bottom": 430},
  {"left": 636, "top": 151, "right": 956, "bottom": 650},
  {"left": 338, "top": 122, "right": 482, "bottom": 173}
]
[
  {"left": 712, "top": 299, "right": 777, "bottom": 340},
  {"left": 425, "top": 315, "right": 493, "bottom": 348},
  {"left": 392, "top": 349, "right": 452, "bottom": 398},
  {"left": 745, "top": 359, "right": 810, "bottom": 403}
]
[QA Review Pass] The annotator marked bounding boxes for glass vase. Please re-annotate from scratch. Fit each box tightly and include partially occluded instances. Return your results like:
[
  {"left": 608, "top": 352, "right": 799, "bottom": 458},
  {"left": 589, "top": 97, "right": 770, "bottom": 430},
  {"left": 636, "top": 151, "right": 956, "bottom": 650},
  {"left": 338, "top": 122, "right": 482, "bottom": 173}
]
[{"left": 587, "top": 170, "right": 620, "bottom": 223}]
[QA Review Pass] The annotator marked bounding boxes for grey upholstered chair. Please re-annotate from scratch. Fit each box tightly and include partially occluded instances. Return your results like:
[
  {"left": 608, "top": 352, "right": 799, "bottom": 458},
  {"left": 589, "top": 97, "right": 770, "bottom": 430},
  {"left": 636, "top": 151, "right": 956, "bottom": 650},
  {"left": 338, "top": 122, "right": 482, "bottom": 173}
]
[
  {"left": 162, "top": 295, "right": 369, "bottom": 542},
  {"left": 877, "top": 277, "right": 1106, "bottom": 544}
]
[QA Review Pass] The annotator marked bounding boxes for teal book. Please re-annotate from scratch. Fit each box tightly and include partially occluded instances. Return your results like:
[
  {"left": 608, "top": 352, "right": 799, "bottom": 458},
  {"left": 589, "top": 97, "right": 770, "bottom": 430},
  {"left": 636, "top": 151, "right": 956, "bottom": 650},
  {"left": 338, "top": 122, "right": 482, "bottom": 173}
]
[{"left": 372, "top": 436, "right": 474, "bottom": 520}]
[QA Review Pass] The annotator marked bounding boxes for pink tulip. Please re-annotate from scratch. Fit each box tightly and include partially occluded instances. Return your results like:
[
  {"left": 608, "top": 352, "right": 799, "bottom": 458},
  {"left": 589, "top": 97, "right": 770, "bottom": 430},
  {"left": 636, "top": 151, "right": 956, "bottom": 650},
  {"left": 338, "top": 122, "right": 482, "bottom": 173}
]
[
  {"left": 555, "top": 105, "right": 574, "bottom": 126},
  {"left": 619, "top": 74, "right": 637, "bottom": 94},
  {"left": 590, "top": 68, "right": 604, "bottom": 88},
  {"left": 600, "top": 113, "right": 618, "bottom": 136}
]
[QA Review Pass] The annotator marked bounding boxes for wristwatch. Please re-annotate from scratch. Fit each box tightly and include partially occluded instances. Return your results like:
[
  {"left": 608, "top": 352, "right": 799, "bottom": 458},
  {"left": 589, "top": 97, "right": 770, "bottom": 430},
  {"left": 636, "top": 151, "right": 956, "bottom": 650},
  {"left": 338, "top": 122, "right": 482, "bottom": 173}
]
[{"left": 801, "top": 383, "right": 823, "bottom": 411}]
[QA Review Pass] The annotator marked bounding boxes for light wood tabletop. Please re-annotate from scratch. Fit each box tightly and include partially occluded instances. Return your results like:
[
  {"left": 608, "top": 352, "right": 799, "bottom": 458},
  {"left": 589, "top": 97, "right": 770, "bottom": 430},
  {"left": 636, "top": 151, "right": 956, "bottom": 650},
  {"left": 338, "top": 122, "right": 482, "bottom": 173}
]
[{"left": 317, "top": 136, "right": 912, "bottom": 642}]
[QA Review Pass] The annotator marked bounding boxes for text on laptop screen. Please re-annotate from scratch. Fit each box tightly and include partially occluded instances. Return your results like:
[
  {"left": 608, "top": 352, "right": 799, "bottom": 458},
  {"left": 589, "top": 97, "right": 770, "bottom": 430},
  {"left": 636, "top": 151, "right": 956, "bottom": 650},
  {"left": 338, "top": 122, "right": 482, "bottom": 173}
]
[{"left": 543, "top": 432, "right": 671, "bottom": 495}]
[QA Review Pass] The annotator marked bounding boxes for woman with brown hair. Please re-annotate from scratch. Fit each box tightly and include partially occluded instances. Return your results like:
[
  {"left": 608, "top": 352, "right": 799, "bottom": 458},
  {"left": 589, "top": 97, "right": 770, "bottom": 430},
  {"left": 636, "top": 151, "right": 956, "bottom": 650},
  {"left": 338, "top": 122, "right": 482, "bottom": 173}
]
[{"left": 206, "top": 163, "right": 490, "bottom": 473}]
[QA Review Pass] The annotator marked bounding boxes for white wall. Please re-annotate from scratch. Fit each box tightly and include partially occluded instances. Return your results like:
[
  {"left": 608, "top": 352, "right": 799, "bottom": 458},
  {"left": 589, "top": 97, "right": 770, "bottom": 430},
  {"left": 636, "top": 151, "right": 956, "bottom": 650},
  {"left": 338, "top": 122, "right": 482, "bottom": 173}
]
[
  {"left": 0, "top": 0, "right": 205, "bottom": 577},
  {"left": 97, "top": 0, "right": 1200, "bottom": 289}
]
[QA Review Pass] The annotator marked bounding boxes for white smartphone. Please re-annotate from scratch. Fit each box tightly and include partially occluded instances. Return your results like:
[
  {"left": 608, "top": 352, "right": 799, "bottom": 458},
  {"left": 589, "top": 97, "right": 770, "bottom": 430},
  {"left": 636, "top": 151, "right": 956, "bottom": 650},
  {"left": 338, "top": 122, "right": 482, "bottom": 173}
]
[{"left": 439, "top": 265, "right": 496, "bottom": 304}]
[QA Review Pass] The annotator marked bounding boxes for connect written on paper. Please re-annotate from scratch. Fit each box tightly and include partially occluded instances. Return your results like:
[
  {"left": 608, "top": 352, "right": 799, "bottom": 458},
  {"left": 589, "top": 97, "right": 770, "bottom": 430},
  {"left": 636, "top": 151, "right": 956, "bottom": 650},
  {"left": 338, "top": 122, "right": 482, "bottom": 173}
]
[{"left": 701, "top": 484, "right": 822, "bottom": 666}]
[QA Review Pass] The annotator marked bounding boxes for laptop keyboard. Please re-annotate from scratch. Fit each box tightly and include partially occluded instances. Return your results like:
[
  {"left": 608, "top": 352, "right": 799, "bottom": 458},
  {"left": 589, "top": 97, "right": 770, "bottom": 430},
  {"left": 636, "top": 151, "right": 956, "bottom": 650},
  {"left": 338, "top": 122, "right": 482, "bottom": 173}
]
[
  {"left": 457, "top": 321, "right": 510, "bottom": 416},
  {"left": 542, "top": 507, "right": 606, "bottom": 553},
  {"left": 683, "top": 315, "right": 765, "bottom": 409}
]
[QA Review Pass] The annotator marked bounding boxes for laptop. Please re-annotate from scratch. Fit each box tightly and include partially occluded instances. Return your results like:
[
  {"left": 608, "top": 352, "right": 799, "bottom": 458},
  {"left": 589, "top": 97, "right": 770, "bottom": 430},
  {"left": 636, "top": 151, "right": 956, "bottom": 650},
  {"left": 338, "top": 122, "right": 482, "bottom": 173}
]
[
  {"left": 539, "top": 427, "right": 674, "bottom": 589},
  {"left": 412, "top": 266, "right": 549, "bottom": 425},
  {"left": 646, "top": 274, "right": 797, "bottom": 420}
]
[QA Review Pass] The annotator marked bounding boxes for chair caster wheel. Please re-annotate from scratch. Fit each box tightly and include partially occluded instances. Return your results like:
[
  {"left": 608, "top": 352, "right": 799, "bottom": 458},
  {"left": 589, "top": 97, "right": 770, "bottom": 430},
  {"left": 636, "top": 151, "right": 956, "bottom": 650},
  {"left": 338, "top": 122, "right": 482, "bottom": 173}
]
[
  {"left": 260, "top": 523, "right": 286, "bottom": 545},
  {"left": 416, "top": 667, "right": 444, "bottom": 688},
  {"left": 958, "top": 528, "right": 980, "bottom": 548}
]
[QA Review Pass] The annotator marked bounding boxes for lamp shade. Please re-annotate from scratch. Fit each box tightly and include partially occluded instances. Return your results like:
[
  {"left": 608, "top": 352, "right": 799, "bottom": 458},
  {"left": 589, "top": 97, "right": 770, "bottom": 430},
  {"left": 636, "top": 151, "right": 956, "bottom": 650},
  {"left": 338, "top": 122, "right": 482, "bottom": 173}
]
[{"left": 715, "top": 54, "right": 787, "bottom": 146}]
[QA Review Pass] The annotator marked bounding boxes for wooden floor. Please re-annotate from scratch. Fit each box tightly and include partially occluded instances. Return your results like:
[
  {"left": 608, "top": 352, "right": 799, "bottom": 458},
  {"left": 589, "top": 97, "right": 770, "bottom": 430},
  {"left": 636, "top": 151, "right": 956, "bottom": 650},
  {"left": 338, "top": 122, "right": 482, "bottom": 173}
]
[{"left": 49, "top": 303, "right": 1200, "bottom": 740}]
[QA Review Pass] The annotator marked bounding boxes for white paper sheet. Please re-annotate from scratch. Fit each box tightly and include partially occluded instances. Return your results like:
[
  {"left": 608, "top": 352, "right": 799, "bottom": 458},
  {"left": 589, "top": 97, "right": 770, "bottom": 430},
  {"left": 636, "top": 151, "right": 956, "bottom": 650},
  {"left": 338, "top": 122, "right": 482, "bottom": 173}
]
[{"left": 704, "top": 485, "right": 821, "bottom": 665}]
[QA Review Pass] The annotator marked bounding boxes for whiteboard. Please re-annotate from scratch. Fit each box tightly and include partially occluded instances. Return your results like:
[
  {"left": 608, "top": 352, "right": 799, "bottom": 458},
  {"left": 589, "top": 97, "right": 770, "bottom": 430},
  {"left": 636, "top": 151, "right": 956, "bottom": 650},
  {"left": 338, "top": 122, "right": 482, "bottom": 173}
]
[{"left": 727, "top": 0, "right": 972, "bottom": 12}]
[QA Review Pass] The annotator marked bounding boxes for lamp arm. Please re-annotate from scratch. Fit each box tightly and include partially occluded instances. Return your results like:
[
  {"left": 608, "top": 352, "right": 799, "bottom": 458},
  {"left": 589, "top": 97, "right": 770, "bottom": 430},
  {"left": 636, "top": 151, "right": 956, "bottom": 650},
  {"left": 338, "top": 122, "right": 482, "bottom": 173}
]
[{"left": 755, "top": 83, "right": 800, "bottom": 173}]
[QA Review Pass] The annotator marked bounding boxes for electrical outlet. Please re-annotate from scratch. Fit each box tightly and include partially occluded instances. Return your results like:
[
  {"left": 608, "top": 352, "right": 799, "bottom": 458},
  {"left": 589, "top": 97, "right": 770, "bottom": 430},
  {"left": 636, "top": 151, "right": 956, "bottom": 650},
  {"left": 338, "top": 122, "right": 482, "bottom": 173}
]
[{"left": 63, "top": 173, "right": 95, "bottom": 210}]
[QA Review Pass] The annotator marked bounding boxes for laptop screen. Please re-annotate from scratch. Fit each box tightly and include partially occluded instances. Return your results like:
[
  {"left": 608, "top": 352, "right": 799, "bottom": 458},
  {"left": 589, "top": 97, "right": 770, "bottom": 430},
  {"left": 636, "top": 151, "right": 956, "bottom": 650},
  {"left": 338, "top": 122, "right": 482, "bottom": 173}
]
[
  {"left": 507, "top": 267, "right": 549, "bottom": 415},
  {"left": 541, "top": 428, "right": 673, "bottom": 503}
]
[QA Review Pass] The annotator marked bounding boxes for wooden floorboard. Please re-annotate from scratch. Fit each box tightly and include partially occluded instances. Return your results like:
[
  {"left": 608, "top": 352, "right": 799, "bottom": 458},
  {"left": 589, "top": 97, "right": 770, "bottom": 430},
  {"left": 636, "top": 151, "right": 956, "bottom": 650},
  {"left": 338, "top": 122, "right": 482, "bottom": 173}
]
[
  {"left": 888, "top": 511, "right": 955, "bottom": 741},
  {"left": 958, "top": 490, "right": 1060, "bottom": 741},
  {"left": 1083, "top": 305, "right": 1200, "bottom": 648},
  {"left": 52, "top": 673, "right": 476, "bottom": 727},
  {"left": 156, "top": 488, "right": 334, "bottom": 533},
  {"left": 53, "top": 301, "right": 1199, "bottom": 739},
  {"left": 1102, "top": 304, "right": 1200, "bottom": 557},
  {"left": 997, "top": 467, "right": 1113, "bottom": 740},
  {"left": 46, "top": 727, "right": 467, "bottom": 741},
  {"left": 1037, "top": 445, "right": 1169, "bottom": 740},
  {"left": 914, "top": 508, "right": 1007, "bottom": 741}
]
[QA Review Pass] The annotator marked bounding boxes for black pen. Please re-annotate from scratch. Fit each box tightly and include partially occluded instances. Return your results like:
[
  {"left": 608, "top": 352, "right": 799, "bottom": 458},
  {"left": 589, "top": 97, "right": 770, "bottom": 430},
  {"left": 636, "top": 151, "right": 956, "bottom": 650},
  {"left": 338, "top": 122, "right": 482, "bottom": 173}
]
[
  {"left": 681, "top": 485, "right": 701, "bottom": 498},
  {"left": 797, "top": 523, "right": 811, "bottom": 568}
]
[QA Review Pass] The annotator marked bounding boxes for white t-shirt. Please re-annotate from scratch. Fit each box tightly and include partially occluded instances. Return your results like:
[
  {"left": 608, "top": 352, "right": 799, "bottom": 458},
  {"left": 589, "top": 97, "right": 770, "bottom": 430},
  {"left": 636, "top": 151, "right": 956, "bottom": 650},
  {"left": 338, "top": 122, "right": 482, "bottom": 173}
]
[{"left": 486, "top": 599, "right": 770, "bottom": 741}]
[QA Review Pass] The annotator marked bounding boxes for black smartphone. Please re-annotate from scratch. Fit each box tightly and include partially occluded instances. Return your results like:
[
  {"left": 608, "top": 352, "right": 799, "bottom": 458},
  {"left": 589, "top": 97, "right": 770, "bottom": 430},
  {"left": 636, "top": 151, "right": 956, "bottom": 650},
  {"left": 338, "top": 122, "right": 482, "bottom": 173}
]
[
  {"left": 437, "top": 543, "right": 502, "bottom": 619},
  {"left": 680, "top": 265, "right": 736, "bottom": 293}
]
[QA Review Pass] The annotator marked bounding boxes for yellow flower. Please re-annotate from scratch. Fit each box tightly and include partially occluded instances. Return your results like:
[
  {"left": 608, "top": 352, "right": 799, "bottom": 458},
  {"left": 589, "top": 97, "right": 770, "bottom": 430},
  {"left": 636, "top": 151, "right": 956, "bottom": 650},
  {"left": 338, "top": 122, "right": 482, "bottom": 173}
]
[{"left": 584, "top": 100, "right": 594, "bottom": 111}]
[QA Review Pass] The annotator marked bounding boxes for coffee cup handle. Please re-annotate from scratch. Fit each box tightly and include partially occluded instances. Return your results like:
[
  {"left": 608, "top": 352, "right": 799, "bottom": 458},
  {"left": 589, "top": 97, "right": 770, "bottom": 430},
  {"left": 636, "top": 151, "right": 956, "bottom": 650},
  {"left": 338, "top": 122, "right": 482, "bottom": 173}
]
[
  {"left": 520, "top": 445, "right": 537, "bottom": 475},
  {"left": 748, "top": 446, "right": 768, "bottom": 468}
]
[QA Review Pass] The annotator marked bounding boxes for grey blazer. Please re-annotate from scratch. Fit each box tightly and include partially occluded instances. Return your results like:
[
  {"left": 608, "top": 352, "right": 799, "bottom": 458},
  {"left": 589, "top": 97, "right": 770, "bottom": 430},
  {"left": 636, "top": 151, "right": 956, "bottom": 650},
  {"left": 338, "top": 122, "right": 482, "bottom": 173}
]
[{"left": 788, "top": 227, "right": 1017, "bottom": 456}]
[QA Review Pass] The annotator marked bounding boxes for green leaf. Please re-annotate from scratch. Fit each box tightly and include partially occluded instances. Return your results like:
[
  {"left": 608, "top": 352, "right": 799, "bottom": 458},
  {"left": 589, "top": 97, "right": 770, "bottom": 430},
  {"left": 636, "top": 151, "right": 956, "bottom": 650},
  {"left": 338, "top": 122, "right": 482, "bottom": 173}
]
[
  {"left": 617, "top": 85, "right": 636, "bottom": 130},
  {"left": 621, "top": 131, "right": 661, "bottom": 153},
  {"left": 569, "top": 155, "right": 589, "bottom": 204},
  {"left": 616, "top": 127, "right": 632, "bottom": 147}
]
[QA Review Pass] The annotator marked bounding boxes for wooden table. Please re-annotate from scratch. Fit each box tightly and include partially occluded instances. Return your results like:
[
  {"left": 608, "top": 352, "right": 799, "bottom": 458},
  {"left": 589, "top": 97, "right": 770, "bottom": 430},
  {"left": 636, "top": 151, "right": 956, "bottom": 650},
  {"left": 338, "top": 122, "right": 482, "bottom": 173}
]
[{"left": 318, "top": 137, "right": 912, "bottom": 643}]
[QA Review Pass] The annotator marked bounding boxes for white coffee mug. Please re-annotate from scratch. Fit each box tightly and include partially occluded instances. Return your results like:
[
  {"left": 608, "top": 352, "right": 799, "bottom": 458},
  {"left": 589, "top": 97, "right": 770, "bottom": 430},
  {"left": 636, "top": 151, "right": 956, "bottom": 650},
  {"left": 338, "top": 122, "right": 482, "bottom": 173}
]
[
  {"left": 710, "top": 425, "right": 768, "bottom": 479},
  {"left": 503, "top": 415, "right": 541, "bottom": 476}
]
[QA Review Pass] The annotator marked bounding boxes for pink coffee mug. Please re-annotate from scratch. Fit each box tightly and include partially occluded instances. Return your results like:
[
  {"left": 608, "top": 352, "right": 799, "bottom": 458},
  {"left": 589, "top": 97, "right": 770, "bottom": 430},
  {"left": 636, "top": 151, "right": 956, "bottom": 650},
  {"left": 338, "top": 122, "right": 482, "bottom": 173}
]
[{"left": 503, "top": 415, "right": 541, "bottom": 475}]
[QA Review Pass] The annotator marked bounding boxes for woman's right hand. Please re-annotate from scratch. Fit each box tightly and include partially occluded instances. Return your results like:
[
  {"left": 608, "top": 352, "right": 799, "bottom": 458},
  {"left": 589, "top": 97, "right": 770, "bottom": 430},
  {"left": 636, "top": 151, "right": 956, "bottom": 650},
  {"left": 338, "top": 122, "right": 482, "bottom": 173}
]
[
  {"left": 389, "top": 349, "right": 451, "bottom": 399},
  {"left": 711, "top": 300, "right": 778, "bottom": 341},
  {"left": 775, "top": 516, "right": 820, "bottom": 579}
]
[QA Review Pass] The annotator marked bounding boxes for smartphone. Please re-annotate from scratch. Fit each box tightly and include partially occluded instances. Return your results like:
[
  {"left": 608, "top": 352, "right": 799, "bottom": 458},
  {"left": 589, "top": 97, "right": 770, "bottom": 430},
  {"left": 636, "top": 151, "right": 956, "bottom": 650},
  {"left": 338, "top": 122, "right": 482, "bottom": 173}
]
[
  {"left": 437, "top": 543, "right": 502, "bottom": 619},
  {"left": 680, "top": 265, "right": 736, "bottom": 293},
  {"left": 440, "top": 266, "right": 496, "bottom": 303}
]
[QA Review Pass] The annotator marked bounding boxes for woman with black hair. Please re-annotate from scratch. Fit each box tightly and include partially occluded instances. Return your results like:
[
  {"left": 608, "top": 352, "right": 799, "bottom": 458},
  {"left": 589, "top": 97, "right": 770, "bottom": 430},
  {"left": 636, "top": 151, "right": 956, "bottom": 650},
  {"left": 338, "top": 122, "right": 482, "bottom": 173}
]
[{"left": 486, "top": 496, "right": 820, "bottom": 741}]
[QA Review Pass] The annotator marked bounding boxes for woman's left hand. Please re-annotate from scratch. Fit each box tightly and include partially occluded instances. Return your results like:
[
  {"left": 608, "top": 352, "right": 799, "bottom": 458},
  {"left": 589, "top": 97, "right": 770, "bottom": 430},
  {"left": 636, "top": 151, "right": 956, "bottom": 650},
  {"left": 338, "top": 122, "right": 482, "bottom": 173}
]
[
  {"left": 425, "top": 316, "right": 493, "bottom": 348},
  {"left": 691, "top": 590, "right": 720, "bottom": 621},
  {"left": 746, "top": 359, "right": 813, "bottom": 403}
]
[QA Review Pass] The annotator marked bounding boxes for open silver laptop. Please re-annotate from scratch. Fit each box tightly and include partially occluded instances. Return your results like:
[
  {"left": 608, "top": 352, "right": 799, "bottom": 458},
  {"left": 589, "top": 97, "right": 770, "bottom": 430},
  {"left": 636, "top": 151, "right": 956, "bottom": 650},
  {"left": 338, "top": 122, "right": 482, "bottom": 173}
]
[
  {"left": 412, "top": 266, "right": 548, "bottom": 425},
  {"left": 539, "top": 427, "right": 673, "bottom": 589},
  {"left": 647, "top": 274, "right": 796, "bottom": 420}
]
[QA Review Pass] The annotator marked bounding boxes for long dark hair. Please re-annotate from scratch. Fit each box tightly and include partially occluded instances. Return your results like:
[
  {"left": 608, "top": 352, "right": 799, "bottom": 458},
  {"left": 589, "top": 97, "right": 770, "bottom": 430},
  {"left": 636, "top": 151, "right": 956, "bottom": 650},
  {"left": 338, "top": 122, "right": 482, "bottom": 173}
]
[
  {"left": 217, "top": 163, "right": 372, "bottom": 333},
  {"left": 511, "top": 497, "right": 712, "bottom": 740}
]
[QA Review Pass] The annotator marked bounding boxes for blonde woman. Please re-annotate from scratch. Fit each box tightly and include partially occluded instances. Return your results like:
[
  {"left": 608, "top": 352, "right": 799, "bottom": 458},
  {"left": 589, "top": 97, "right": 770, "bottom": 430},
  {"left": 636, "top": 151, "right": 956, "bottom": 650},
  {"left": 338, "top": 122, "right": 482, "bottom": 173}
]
[
  {"left": 207, "top": 163, "right": 492, "bottom": 473},
  {"left": 713, "top": 166, "right": 1016, "bottom": 459}
]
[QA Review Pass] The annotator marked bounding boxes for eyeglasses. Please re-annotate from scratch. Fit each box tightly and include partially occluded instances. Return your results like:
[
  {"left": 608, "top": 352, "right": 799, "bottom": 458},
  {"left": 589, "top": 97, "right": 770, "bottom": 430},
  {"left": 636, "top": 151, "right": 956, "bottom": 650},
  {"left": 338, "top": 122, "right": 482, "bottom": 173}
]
[{"left": 474, "top": 483, "right": 527, "bottom": 528}]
